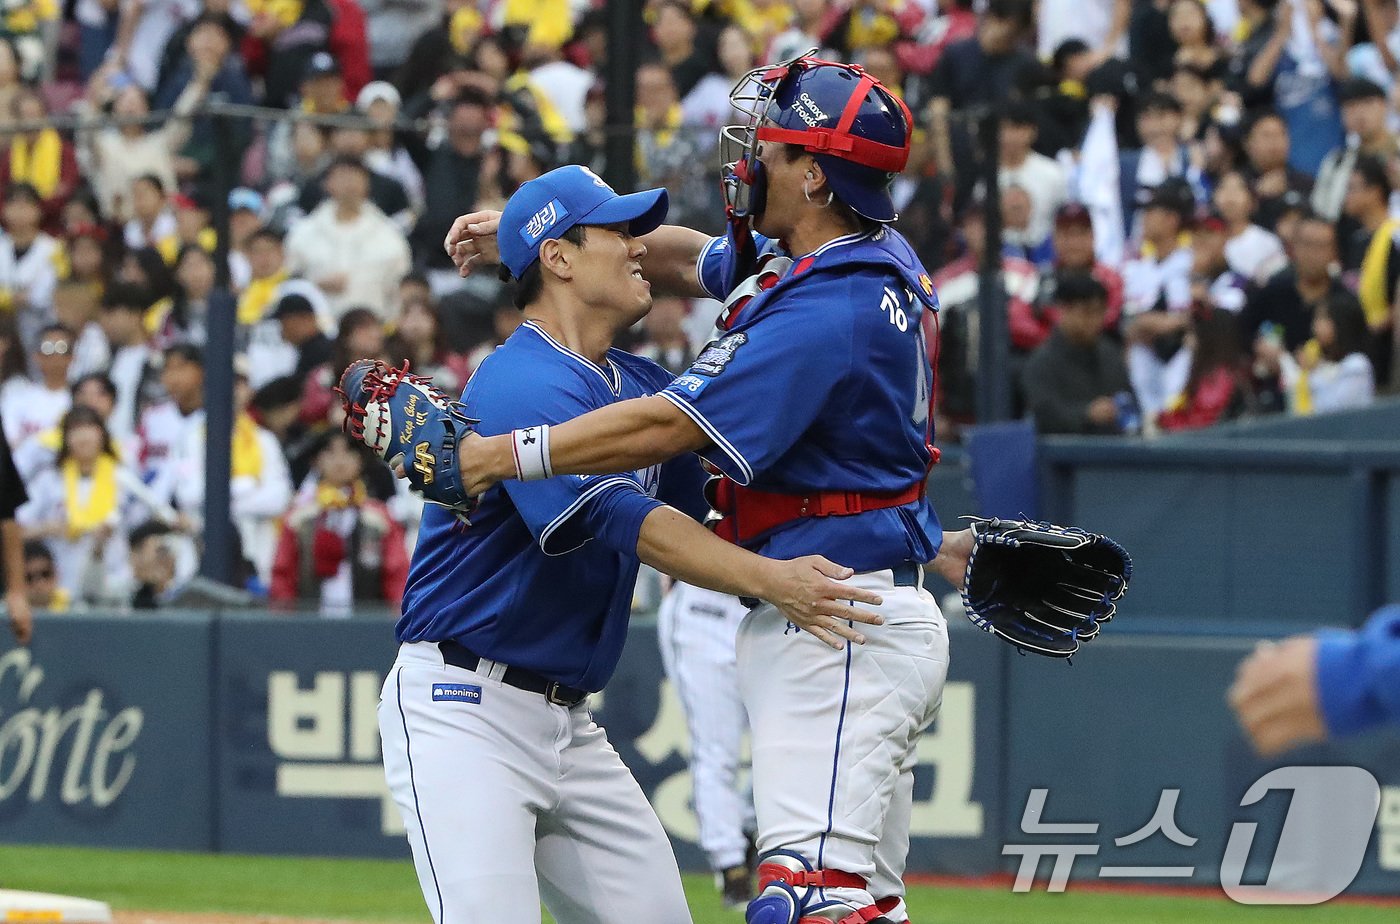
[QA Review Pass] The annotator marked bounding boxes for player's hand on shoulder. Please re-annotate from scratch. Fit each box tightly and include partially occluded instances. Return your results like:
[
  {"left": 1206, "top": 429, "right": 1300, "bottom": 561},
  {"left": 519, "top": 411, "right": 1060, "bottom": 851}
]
[
  {"left": 761, "top": 555, "right": 884, "bottom": 650},
  {"left": 444, "top": 211, "right": 502, "bottom": 277}
]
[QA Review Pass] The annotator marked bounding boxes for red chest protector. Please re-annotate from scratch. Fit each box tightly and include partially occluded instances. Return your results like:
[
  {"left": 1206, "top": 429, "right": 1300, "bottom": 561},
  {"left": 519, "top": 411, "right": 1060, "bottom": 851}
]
[{"left": 705, "top": 232, "right": 942, "bottom": 547}]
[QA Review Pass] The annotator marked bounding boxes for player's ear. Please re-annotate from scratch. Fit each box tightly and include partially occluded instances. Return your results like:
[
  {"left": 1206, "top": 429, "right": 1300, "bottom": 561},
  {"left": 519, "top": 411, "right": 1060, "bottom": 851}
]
[{"left": 538, "top": 238, "right": 574, "bottom": 282}]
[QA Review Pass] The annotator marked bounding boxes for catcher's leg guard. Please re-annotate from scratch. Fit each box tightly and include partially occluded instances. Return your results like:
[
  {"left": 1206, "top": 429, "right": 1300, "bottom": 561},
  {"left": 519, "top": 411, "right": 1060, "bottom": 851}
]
[
  {"left": 746, "top": 851, "right": 885, "bottom": 924},
  {"left": 873, "top": 896, "right": 907, "bottom": 922}
]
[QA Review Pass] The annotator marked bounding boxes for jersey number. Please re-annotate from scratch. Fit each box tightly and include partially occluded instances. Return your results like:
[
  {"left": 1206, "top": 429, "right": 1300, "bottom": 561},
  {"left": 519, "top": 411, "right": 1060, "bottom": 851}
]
[
  {"left": 881, "top": 287, "right": 909, "bottom": 332},
  {"left": 912, "top": 323, "right": 930, "bottom": 429}
]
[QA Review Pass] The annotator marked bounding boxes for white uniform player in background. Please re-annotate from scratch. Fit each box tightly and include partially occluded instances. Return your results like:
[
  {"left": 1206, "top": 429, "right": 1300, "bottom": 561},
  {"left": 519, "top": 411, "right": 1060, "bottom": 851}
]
[{"left": 656, "top": 580, "right": 757, "bottom": 908}]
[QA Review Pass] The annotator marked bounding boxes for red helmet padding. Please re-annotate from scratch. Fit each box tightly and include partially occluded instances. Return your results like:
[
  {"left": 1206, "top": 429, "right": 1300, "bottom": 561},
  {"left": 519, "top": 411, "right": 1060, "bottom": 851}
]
[{"left": 754, "top": 59, "right": 913, "bottom": 174}]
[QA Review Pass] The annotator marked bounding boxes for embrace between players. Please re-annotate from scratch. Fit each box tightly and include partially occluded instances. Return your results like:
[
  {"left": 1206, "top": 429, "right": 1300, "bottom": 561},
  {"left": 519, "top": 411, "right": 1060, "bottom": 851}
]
[{"left": 347, "top": 54, "right": 1128, "bottom": 924}]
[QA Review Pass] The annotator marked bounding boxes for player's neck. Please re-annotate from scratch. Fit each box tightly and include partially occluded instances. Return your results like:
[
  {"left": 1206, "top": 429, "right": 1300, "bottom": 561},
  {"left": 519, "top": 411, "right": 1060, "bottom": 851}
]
[
  {"left": 524, "top": 305, "right": 616, "bottom": 366},
  {"left": 786, "top": 211, "right": 864, "bottom": 258}
]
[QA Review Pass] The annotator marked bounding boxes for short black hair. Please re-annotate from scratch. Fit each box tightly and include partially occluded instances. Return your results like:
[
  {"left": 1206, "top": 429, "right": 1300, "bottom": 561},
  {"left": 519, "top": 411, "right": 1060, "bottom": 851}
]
[
  {"left": 1139, "top": 92, "right": 1183, "bottom": 115},
  {"left": 1294, "top": 206, "right": 1336, "bottom": 232},
  {"left": 38, "top": 322, "right": 75, "bottom": 342},
  {"left": 311, "top": 427, "right": 377, "bottom": 470},
  {"left": 130, "top": 519, "right": 174, "bottom": 549},
  {"left": 401, "top": 269, "right": 430, "bottom": 289},
  {"left": 1055, "top": 271, "right": 1108, "bottom": 306},
  {"left": 72, "top": 372, "right": 117, "bottom": 401},
  {"left": 985, "top": 0, "right": 1033, "bottom": 29},
  {"left": 247, "top": 226, "right": 284, "bottom": 247},
  {"left": 251, "top": 374, "right": 303, "bottom": 412},
  {"left": 164, "top": 341, "right": 204, "bottom": 366},
  {"left": 1243, "top": 107, "right": 1286, "bottom": 137},
  {"left": 1051, "top": 38, "right": 1091, "bottom": 75},
  {"left": 4, "top": 181, "right": 41, "bottom": 205},
  {"left": 498, "top": 224, "right": 588, "bottom": 310},
  {"left": 102, "top": 282, "right": 149, "bottom": 311},
  {"left": 133, "top": 173, "right": 166, "bottom": 195},
  {"left": 22, "top": 538, "right": 53, "bottom": 563},
  {"left": 326, "top": 154, "right": 370, "bottom": 177},
  {"left": 1352, "top": 153, "right": 1392, "bottom": 199},
  {"left": 452, "top": 87, "right": 494, "bottom": 111},
  {"left": 999, "top": 99, "right": 1038, "bottom": 127}
]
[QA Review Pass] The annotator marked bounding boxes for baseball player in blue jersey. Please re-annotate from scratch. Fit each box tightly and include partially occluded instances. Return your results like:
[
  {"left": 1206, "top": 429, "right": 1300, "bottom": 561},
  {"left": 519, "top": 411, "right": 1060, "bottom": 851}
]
[
  {"left": 444, "top": 57, "right": 978, "bottom": 924},
  {"left": 376, "top": 165, "right": 886, "bottom": 924}
]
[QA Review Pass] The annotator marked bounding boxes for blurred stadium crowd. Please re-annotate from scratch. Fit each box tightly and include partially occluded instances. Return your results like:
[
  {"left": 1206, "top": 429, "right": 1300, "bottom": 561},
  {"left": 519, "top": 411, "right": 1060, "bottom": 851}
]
[{"left": 1, "top": 0, "right": 1399, "bottom": 614}]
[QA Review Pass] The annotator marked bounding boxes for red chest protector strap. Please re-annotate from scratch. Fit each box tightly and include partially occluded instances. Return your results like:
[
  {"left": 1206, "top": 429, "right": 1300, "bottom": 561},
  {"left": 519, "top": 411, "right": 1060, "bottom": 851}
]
[{"left": 711, "top": 477, "right": 926, "bottom": 546}]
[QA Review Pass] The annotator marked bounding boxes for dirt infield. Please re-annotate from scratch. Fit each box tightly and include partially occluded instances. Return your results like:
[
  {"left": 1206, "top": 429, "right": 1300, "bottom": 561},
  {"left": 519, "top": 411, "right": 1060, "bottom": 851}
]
[{"left": 115, "top": 913, "right": 364, "bottom": 924}]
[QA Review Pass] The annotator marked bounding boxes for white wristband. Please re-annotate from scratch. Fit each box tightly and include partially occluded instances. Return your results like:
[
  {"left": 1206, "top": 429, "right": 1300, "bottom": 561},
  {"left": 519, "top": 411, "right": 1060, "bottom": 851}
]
[{"left": 510, "top": 425, "right": 553, "bottom": 481}]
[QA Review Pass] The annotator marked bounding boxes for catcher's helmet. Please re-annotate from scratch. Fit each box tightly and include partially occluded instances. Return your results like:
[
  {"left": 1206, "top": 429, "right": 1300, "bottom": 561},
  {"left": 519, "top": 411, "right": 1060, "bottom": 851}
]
[{"left": 721, "top": 53, "right": 913, "bottom": 222}]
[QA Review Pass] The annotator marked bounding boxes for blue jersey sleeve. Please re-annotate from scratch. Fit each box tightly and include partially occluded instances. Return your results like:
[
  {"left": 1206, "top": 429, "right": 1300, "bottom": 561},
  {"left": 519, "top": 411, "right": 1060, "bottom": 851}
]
[
  {"left": 657, "top": 452, "right": 711, "bottom": 522},
  {"left": 1316, "top": 604, "right": 1400, "bottom": 737},
  {"left": 468, "top": 356, "right": 662, "bottom": 557},
  {"left": 696, "top": 231, "right": 778, "bottom": 301},
  {"left": 661, "top": 275, "right": 854, "bottom": 484}
]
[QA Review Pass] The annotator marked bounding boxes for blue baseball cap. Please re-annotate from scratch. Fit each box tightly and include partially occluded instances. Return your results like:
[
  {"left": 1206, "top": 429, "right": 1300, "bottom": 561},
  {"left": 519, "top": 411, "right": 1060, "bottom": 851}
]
[{"left": 498, "top": 165, "right": 669, "bottom": 278}]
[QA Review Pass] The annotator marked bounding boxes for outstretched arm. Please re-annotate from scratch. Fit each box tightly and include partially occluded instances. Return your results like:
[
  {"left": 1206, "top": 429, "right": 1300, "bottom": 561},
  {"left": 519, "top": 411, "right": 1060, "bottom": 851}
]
[
  {"left": 459, "top": 394, "right": 708, "bottom": 496},
  {"left": 636, "top": 505, "right": 883, "bottom": 649},
  {"left": 443, "top": 211, "right": 711, "bottom": 298}
]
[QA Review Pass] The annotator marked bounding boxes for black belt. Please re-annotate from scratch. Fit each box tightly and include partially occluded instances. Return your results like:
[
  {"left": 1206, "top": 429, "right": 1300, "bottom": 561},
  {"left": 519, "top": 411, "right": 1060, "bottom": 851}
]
[
  {"left": 741, "top": 562, "right": 924, "bottom": 609},
  {"left": 438, "top": 641, "right": 588, "bottom": 707}
]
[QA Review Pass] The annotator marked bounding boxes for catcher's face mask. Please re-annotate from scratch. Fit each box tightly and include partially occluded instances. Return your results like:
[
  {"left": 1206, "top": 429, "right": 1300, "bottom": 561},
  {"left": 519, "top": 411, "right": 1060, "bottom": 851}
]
[{"left": 719, "top": 53, "right": 812, "bottom": 220}]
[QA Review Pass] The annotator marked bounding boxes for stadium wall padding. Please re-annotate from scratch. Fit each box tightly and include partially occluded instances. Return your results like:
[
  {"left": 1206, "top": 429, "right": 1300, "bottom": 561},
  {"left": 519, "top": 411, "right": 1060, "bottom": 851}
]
[{"left": 3, "top": 613, "right": 1398, "bottom": 896}]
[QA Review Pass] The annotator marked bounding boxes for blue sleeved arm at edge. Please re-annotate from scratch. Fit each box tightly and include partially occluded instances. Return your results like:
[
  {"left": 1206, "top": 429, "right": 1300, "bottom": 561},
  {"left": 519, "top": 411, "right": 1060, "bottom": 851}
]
[
  {"left": 1316, "top": 604, "right": 1400, "bottom": 737},
  {"left": 580, "top": 482, "right": 666, "bottom": 558}
]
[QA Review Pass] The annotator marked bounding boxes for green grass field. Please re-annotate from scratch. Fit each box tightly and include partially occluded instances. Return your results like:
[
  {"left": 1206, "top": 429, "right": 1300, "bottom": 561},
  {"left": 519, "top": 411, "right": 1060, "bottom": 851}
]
[{"left": 0, "top": 845, "right": 1395, "bottom": 923}]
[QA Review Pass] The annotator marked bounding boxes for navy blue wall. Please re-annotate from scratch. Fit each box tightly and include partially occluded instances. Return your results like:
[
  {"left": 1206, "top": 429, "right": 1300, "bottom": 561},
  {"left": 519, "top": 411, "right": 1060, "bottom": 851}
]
[{"left": 2, "top": 613, "right": 1397, "bottom": 896}]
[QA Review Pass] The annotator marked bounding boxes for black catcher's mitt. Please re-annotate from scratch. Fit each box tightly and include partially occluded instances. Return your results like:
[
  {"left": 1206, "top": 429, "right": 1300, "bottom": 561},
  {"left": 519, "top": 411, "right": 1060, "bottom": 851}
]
[
  {"left": 337, "top": 359, "right": 477, "bottom": 515},
  {"left": 961, "top": 517, "right": 1132, "bottom": 658}
]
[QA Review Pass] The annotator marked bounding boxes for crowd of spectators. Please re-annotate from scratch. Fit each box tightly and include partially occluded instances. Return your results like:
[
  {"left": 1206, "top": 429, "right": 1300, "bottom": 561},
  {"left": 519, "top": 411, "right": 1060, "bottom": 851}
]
[{"left": 1, "top": 0, "right": 1399, "bottom": 615}]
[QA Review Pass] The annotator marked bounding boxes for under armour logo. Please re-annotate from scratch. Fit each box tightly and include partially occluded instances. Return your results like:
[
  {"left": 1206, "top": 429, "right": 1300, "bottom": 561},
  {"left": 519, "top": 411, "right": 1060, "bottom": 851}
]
[
  {"left": 522, "top": 428, "right": 537, "bottom": 445},
  {"left": 784, "top": 622, "right": 798, "bottom": 635}
]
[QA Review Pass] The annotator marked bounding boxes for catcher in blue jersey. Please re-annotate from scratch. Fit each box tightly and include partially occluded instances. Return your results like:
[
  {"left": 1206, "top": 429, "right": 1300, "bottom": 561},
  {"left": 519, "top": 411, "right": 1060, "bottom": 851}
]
[
  {"left": 350, "top": 165, "right": 894, "bottom": 924},
  {"left": 412, "top": 54, "right": 1128, "bottom": 924}
]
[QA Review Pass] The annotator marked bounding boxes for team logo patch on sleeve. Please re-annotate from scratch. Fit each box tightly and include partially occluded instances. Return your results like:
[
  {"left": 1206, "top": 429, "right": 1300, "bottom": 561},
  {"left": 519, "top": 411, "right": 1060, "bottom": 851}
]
[
  {"left": 690, "top": 332, "right": 747, "bottom": 376},
  {"left": 432, "top": 683, "right": 482, "bottom": 704}
]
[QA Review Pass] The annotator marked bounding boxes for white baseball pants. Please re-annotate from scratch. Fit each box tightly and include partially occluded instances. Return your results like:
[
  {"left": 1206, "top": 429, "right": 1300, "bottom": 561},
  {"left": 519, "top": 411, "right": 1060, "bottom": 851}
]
[
  {"left": 737, "top": 569, "right": 949, "bottom": 916},
  {"left": 657, "top": 581, "right": 756, "bottom": 871},
  {"left": 379, "top": 641, "right": 692, "bottom": 924}
]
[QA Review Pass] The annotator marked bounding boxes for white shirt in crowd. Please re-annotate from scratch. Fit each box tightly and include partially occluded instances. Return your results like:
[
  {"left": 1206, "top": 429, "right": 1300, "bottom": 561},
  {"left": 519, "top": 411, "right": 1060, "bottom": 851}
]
[
  {"left": 115, "top": 0, "right": 201, "bottom": 91},
  {"left": 123, "top": 210, "right": 178, "bottom": 252},
  {"left": 15, "top": 462, "right": 148, "bottom": 601},
  {"left": 1000, "top": 153, "right": 1069, "bottom": 249},
  {"left": 682, "top": 73, "right": 743, "bottom": 132},
  {"left": 1038, "top": 0, "right": 1124, "bottom": 58},
  {"left": 172, "top": 416, "right": 292, "bottom": 585},
  {"left": 0, "top": 377, "right": 70, "bottom": 449},
  {"left": 1122, "top": 244, "right": 1194, "bottom": 419},
  {"left": 0, "top": 231, "right": 62, "bottom": 351},
  {"left": 1280, "top": 352, "right": 1376, "bottom": 415},
  {"left": 1225, "top": 224, "right": 1287, "bottom": 284},
  {"left": 106, "top": 343, "right": 154, "bottom": 440},
  {"left": 137, "top": 400, "right": 205, "bottom": 512},
  {"left": 284, "top": 201, "right": 412, "bottom": 321},
  {"left": 530, "top": 59, "right": 595, "bottom": 134}
]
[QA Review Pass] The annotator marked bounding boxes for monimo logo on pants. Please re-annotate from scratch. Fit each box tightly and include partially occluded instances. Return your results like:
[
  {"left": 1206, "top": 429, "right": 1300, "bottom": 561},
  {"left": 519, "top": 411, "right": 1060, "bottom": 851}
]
[{"left": 433, "top": 683, "right": 483, "bottom": 704}]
